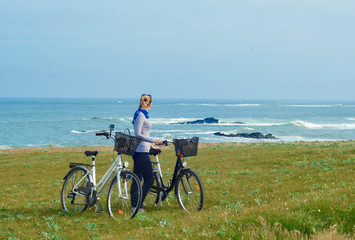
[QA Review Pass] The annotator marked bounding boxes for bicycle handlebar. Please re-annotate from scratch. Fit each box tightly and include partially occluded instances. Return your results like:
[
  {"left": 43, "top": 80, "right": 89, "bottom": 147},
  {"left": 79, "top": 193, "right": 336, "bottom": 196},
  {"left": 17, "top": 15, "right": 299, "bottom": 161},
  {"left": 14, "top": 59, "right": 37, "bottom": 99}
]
[{"left": 95, "top": 131, "right": 110, "bottom": 139}]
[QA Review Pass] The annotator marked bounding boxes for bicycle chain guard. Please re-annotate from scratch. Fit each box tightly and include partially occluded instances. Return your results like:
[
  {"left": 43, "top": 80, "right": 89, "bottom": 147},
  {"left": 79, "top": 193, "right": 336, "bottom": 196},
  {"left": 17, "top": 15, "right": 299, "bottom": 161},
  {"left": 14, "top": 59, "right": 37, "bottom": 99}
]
[
  {"left": 86, "top": 190, "right": 97, "bottom": 207},
  {"left": 77, "top": 182, "right": 97, "bottom": 207}
]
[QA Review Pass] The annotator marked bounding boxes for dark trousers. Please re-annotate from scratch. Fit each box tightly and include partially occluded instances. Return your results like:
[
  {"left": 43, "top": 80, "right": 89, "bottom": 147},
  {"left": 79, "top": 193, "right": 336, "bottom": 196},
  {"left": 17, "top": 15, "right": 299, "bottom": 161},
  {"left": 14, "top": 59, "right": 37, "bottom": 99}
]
[{"left": 131, "top": 152, "right": 153, "bottom": 208}]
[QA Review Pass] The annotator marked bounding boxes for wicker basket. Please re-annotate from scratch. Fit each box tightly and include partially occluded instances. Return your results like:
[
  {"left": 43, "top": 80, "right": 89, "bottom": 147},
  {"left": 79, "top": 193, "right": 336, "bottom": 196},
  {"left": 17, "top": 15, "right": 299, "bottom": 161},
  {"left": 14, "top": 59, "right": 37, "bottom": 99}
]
[
  {"left": 173, "top": 137, "right": 199, "bottom": 157},
  {"left": 114, "top": 132, "right": 141, "bottom": 156}
]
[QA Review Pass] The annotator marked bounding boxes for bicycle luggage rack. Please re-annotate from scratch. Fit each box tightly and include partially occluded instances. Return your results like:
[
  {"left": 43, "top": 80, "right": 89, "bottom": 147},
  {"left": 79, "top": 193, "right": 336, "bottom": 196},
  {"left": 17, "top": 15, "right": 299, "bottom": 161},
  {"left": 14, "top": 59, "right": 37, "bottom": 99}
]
[{"left": 69, "top": 162, "right": 91, "bottom": 168}]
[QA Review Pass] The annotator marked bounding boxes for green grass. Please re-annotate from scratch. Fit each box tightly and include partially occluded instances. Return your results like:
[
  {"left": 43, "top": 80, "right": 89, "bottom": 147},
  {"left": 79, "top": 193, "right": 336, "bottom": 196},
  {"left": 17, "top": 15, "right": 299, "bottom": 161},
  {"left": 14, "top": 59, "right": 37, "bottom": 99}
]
[{"left": 0, "top": 141, "right": 354, "bottom": 239}]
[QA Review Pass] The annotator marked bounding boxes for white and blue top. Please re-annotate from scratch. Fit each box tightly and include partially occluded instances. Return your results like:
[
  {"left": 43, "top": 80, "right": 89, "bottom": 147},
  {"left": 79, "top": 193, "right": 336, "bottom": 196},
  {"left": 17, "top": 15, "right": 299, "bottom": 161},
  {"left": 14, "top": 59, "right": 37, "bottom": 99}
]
[{"left": 133, "top": 112, "right": 153, "bottom": 153}]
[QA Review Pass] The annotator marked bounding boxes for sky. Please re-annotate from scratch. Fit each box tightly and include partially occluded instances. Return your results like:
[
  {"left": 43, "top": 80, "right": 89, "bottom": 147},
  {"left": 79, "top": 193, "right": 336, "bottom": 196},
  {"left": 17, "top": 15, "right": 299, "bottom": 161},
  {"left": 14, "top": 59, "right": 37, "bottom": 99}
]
[{"left": 0, "top": 0, "right": 354, "bottom": 100}]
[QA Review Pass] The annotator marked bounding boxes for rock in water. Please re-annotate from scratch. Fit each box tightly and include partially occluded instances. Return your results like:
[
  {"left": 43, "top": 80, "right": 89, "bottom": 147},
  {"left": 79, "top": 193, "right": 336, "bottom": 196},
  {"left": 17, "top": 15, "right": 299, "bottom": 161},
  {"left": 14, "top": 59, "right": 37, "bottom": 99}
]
[
  {"left": 213, "top": 132, "right": 277, "bottom": 139},
  {"left": 174, "top": 117, "right": 219, "bottom": 124}
]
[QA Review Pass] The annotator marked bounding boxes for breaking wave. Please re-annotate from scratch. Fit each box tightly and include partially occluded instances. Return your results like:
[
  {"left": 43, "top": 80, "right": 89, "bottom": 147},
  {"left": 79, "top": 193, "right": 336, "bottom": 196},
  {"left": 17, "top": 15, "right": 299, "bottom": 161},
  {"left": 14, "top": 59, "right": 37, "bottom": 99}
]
[
  {"left": 71, "top": 130, "right": 99, "bottom": 134},
  {"left": 291, "top": 120, "right": 355, "bottom": 129}
]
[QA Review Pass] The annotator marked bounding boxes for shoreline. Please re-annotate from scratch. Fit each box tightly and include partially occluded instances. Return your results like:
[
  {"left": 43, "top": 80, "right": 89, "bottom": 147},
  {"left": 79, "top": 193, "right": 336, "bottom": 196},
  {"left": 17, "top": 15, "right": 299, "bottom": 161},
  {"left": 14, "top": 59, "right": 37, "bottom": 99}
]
[{"left": 1, "top": 140, "right": 354, "bottom": 154}]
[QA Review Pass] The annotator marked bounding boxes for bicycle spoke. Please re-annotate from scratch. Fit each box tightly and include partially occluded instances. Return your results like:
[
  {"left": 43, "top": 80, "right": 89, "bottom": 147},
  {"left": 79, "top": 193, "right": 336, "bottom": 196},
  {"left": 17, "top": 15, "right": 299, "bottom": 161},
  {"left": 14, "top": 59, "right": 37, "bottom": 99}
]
[
  {"left": 176, "top": 170, "right": 204, "bottom": 212},
  {"left": 61, "top": 168, "right": 90, "bottom": 214},
  {"left": 107, "top": 172, "right": 142, "bottom": 220}
]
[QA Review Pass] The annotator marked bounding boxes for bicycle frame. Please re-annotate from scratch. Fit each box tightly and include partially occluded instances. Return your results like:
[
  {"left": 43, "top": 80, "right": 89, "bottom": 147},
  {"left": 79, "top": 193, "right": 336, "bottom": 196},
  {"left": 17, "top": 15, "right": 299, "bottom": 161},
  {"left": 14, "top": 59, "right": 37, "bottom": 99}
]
[
  {"left": 152, "top": 154, "right": 186, "bottom": 193},
  {"left": 71, "top": 153, "right": 127, "bottom": 199}
]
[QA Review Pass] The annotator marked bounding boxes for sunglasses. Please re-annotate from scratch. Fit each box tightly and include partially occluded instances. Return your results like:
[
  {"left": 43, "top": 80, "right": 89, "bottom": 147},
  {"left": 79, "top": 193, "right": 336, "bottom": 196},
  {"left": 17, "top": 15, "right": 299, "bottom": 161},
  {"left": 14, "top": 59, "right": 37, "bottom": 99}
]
[{"left": 141, "top": 94, "right": 152, "bottom": 101}]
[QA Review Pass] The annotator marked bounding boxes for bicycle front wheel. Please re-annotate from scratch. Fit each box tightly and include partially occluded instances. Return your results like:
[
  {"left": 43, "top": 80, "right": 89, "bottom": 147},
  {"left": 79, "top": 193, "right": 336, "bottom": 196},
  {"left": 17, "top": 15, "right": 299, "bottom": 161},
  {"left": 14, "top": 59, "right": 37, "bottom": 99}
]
[
  {"left": 61, "top": 167, "right": 91, "bottom": 214},
  {"left": 107, "top": 171, "right": 142, "bottom": 220},
  {"left": 175, "top": 169, "right": 204, "bottom": 212}
]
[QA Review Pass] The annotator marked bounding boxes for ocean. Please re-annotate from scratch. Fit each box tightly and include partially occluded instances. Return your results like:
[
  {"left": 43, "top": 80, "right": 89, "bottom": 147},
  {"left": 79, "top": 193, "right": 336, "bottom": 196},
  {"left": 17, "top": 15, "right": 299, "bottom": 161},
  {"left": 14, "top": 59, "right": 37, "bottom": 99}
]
[{"left": 1, "top": 98, "right": 355, "bottom": 149}]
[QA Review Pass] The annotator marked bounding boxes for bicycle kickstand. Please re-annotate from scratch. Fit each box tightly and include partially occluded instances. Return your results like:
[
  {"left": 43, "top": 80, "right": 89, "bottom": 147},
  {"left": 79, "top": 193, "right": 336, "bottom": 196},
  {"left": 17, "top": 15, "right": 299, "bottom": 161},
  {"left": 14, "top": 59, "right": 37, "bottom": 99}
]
[
  {"left": 95, "top": 199, "right": 103, "bottom": 213},
  {"left": 159, "top": 192, "right": 163, "bottom": 207},
  {"left": 158, "top": 192, "right": 171, "bottom": 207}
]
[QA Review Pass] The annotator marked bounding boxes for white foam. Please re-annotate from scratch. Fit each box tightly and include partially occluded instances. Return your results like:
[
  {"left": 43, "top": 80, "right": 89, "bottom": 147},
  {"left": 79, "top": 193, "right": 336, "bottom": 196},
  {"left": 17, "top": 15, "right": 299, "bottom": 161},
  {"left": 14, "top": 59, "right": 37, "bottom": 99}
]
[
  {"left": 0, "top": 145, "right": 12, "bottom": 150},
  {"left": 291, "top": 120, "right": 355, "bottom": 129},
  {"left": 346, "top": 118, "right": 355, "bottom": 121},
  {"left": 150, "top": 118, "right": 196, "bottom": 125},
  {"left": 218, "top": 118, "right": 286, "bottom": 127},
  {"left": 280, "top": 136, "right": 340, "bottom": 142},
  {"left": 279, "top": 136, "right": 307, "bottom": 142},
  {"left": 116, "top": 117, "right": 131, "bottom": 122},
  {"left": 71, "top": 130, "right": 83, "bottom": 134},
  {"left": 71, "top": 130, "right": 98, "bottom": 134}
]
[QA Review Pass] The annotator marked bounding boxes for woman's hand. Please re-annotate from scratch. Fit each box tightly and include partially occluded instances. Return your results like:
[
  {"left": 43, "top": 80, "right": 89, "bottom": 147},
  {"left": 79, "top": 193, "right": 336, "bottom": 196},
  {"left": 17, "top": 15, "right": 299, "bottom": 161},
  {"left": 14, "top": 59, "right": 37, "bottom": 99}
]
[{"left": 153, "top": 139, "right": 164, "bottom": 146}]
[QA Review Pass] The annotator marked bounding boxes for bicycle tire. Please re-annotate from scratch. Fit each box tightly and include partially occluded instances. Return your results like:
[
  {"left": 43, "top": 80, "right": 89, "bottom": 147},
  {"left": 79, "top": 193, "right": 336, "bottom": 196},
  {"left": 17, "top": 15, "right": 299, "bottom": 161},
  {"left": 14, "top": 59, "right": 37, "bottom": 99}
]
[
  {"left": 144, "top": 171, "right": 162, "bottom": 208},
  {"left": 107, "top": 171, "right": 142, "bottom": 220},
  {"left": 61, "top": 167, "right": 91, "bottom": 214},
  {"left": 175, "top": 169, "right": 204, "bottom": 212}
]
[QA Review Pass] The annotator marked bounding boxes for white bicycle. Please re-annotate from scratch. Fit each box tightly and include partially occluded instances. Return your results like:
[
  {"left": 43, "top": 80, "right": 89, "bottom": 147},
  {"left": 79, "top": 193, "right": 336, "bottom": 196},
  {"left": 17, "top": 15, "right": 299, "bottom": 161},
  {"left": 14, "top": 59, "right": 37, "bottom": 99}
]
[{"left": 61, "top": 124, "right": 143, "bottom": 219}]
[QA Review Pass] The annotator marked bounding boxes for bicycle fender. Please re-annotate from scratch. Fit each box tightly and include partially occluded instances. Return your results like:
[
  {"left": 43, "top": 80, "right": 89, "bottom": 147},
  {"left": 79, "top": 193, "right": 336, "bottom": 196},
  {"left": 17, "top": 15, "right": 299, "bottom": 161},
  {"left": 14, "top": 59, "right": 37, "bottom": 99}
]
[
  {"left": 178, "top": 168, "right": 190, "bottom": 176},
  {"left": 108, "top": 170, "right": 133, "bottom": 184},
  {"left": 63, "top": 166, "right": 92, "bottom": 181}
]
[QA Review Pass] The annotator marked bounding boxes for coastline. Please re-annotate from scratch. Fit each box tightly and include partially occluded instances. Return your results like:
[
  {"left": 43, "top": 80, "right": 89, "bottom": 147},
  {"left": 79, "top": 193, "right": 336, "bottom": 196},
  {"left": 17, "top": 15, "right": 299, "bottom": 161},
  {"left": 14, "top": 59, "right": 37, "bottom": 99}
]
[{"left": 1, "top": 140, "right": 354, "bottom": 154}]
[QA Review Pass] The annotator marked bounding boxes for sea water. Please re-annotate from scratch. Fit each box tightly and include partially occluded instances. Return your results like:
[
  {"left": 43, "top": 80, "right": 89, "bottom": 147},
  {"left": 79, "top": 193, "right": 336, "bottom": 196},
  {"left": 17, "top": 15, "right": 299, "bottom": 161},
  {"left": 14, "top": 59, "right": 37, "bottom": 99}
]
[{"left": 1, "top": 98, "right": 355, "bottom": 149}]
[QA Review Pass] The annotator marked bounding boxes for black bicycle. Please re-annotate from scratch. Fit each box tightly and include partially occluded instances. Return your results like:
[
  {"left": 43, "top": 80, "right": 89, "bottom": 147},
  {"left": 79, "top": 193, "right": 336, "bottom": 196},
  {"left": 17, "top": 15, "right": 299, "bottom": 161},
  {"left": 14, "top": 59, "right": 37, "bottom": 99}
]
[{"left": 144, "top": 137, "right": 204, "bottom": 212}]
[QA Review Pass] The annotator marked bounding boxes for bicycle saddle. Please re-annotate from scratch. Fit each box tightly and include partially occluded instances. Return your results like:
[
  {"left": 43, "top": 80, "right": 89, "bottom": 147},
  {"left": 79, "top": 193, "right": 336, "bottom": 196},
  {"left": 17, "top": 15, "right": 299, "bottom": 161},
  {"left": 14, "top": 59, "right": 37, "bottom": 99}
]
[
  {"left": 149, "top": 149, "right": 161, "bottom": 156},
  {"left": 84, "top": 151, "right": 99, "bottom": 157}
]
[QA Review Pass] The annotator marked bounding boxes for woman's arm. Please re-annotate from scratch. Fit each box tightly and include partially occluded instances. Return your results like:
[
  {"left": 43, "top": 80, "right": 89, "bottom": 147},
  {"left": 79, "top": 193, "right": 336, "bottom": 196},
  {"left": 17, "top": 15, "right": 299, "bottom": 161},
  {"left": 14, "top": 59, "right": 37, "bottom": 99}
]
[{"left": 133, "top": 113, "right": 154, "bottom": 143}]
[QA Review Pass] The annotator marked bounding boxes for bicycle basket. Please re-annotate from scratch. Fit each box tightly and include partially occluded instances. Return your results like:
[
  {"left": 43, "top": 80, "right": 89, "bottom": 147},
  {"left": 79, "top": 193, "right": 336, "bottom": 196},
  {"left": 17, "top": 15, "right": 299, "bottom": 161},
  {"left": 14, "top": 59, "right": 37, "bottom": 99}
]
[
  {"left": 114, "top": 132, "right": 141, "bottom": 156},
  {"left": 173, "top": 137, "right": 199, "bottom": 157}
]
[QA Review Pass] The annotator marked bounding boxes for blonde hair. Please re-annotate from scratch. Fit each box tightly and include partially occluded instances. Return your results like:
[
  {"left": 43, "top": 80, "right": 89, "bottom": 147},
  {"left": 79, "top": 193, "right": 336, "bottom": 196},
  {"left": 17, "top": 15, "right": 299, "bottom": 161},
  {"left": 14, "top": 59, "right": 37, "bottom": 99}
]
[{"left": 139, "top": 94, "right": 152, "bottom": 109}]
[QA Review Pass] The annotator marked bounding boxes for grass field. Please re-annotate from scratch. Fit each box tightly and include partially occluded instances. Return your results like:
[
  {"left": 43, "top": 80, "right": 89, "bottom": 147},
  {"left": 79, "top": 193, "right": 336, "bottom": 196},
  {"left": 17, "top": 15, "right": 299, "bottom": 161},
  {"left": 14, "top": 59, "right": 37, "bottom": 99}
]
[{"left": 0, "top": 141, "right": 354, "bottom": 239}]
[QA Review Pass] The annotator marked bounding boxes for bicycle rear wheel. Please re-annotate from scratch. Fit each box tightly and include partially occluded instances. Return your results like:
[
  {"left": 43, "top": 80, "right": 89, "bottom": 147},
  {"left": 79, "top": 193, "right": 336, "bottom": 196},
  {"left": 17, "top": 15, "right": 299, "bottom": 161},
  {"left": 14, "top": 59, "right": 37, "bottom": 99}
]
[
  {"left": 144, "top": 171, "right": 162, "bottom": 209},
  {"left": 61, "top": 167, "right": 91, "bottom": 214},
  {"left": 175, "top": 169, "right": 204, "bottom": 212},
  {"left": 107, "top": 171, "right": 142, "bottom": 220}
]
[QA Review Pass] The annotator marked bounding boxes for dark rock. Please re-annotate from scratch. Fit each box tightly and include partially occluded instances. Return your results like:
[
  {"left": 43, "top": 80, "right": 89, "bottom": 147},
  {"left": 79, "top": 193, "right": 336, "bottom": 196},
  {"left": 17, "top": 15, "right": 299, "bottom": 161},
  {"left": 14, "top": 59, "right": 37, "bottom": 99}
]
[
  {"left": 248, "top": 132, "right": 264, "bottom": 139},
  {"left": 203, "top": 117, "right": 219, "bottom": 124},
  {"left": 187, "top": 119, "right": 205, "bottom": 124},
  {"left": 174, "top": 117, "right": 219, "bottom": 124},
  {"left": 91, "top": 117, "right": 100, "bottom": 120},
  {"left": 213, "top": 132, "right": 277, "bottom": 139},
  {"left": 265, "top": 134, "right": 275, "bottom": 139}
]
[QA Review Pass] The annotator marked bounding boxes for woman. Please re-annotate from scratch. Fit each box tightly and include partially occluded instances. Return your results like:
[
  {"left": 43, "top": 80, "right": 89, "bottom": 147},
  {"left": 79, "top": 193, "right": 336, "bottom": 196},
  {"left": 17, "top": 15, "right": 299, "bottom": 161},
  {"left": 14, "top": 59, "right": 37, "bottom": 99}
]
[{"left": 132, "top": 94, "right": 163, "bottom": 212}]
